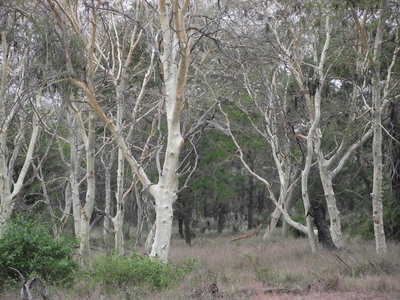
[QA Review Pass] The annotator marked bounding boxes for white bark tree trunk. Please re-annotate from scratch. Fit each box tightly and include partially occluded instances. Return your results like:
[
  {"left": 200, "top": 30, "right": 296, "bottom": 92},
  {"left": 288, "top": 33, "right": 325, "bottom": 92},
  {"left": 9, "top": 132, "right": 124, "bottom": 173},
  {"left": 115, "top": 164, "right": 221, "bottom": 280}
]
[
  {"left": 146, "top": 0, "right": 193, "bottom": 262},
  {"left": 112, "top": 147, "right": 126, "bottom": 254},
  {"left": 371, "top": 0, "right": 388, "bottom": 256},
  {"left": 318, "top": 168, "right": 342, "bottom": 247},
  {"left": 48, "top": 0, "right": 193, "bottom": 263},
  {"left": 68, "top": 119, "right": 82, "bottom": 238},
  {"left": 111, "top": 85, "right": 126, "bottom": 254},
  {"left": 0, "top": 45, "right": 41, "bottom": 232},
  {"left": 0, "top": 23, "right": 13, "bottom": 232},
  {"left": 79, "top": 109, "right": 96, "bottom": 261}
]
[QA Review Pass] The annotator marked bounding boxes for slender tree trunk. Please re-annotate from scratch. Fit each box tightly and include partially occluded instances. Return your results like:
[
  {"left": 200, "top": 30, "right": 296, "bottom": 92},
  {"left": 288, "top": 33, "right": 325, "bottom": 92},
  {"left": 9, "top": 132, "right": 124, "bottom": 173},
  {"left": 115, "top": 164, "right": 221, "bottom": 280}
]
[
  {"left": 68, "top": 121, "right": 82, "bottom": 238},
  {"left": 184, "top": 218, "right": 192, "bottom": 245},
  {"left": 79, "top": 109, "right": 96, "bottom": 262},
  {"left": 248, "top": 175, "right": 254, "bottom": 229},
  {"left": 263, "top": 206, "right": 280, "bottom": 241},
  {"left": 0, "top": 28, "right": 11, "bottom": 233},
  {"left": 135, "top": 183, "right": 145, "bottom": 244},
  {"left": 257, "top": 189, "right": 265, "bottom": 215},
  {"left": 282, "top": 191, "right": 296, "bottom": 237},
  {"left": 103, "top": 149, "right": 114, "bottom": 241},
  {"left": 217, "top": 212, "right": 224, "bottom": 234},
  {"left": 371, "top": 0, "right": 388, "bottom": 256},
  {"left": 59, "top": 183, "right": 72, "bottom": 236},
  {"left": 178, "top": 218, "right": 184, "bottom": 239},
  {"left": 301, "top": 123, "right": 318, "bottom": 253},
  {"left": 112, "top": 88, "right": 126, "bottom": 254},
  {"left": 0, "top": 91, "right": 40, "bottom": 233}
]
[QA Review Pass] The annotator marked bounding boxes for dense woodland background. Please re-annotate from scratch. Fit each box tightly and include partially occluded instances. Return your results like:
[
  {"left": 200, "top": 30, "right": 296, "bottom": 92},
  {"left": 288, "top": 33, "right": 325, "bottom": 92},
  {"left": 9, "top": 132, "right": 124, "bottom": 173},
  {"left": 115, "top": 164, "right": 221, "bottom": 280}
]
[{"left": 1, "top": 0, "right": 400, "bottom": 297}]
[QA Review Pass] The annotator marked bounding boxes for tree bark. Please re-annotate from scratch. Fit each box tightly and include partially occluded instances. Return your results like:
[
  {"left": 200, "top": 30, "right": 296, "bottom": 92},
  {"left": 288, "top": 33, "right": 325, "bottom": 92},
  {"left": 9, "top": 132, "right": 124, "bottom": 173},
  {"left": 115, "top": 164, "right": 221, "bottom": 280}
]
[
  {"left": 371, "top": 0, "right": 388, "bottom": 256},
  {"left": 184, "top": 217, "right": 192, "bottom": 245},
  {"left": 308, "top": 200, "right": 337, "bottom": 250},
  {"left": 148, "top": 0, "right": 194, "bottom": 262},
  {"left": 112, "top": 86, "right": 126, "bottom": 254},
  {"left": 319, "top": 168, "right": 342, "bottom": 247},
  {"left": 178, "top": 218, "right": 184, "bottom": 239},
  {"left": 79, "top": 109, "right": 96, "bottom": 262},
  {"left": 68, "top": 116, "right": 82, "bottom": 238},
  {"left": 248, "top": 175, "right": 254, "bottom": 230}
]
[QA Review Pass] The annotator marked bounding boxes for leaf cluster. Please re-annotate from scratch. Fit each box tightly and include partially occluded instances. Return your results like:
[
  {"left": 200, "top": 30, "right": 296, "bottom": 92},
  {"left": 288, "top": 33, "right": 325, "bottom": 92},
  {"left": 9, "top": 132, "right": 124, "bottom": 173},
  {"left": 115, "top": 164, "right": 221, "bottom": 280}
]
[{"left": 0, "top": 217, "right": 78, "bottom": 288}]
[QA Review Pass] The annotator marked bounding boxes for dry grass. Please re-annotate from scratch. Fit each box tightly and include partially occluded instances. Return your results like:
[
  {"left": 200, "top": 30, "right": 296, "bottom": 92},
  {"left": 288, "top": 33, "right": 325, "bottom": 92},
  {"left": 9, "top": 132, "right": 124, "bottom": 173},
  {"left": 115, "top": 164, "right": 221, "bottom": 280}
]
[
  {"left": 153, "top": 231, "right": 400, "bottom": 299},
  {"left": 2, "top": 230, "right": 400, "bottom": 299}
]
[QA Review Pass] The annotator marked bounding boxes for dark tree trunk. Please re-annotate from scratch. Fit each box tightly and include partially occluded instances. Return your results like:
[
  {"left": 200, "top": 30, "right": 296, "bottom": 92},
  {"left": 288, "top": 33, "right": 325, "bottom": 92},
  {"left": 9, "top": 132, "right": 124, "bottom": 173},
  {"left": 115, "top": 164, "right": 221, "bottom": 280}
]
[
  {"left": 308, "top": 200, "right": 337, "bottom": 250},
  {"left": 184, "top": 218, "right": 191, "bottom": 245},
  {"left": 178, "top": 190, "right": 192, "bottom": 244},
  {"left": 217, "top": 206, "right": 225, "bottom": 234},
  {"left": 248, "top": 175, "right": 254, "bottom": 229},
  {"left": 178, "top": 218, "right": 184, "bottom": 239},
  {"left": 203, "top": 197, "right": 208, "bottom": 218},
  {"left": 257, "top": 189, "right": 265, "bottom": 214}
]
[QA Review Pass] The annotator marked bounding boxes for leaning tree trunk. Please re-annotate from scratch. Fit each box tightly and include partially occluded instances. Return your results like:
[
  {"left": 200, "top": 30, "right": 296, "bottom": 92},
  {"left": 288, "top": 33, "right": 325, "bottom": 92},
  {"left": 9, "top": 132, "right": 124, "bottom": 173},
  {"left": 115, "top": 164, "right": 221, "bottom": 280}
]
[
  {"left": 319, "top": 168, "right": 342, "bottom": 247},
  {"left": 0, "top": 29, "right": 40, "bottom": 232}
]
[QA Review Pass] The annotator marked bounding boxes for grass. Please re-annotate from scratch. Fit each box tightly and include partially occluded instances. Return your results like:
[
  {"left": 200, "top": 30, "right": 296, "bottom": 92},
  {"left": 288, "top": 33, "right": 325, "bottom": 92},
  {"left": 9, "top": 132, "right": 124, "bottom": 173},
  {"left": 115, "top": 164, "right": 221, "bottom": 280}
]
[
  {"left": 2, "top": 228, "right": 400, "bottom": 299},
  {"left": 156, "top": 231, "right": 400, "bottom": 299}
]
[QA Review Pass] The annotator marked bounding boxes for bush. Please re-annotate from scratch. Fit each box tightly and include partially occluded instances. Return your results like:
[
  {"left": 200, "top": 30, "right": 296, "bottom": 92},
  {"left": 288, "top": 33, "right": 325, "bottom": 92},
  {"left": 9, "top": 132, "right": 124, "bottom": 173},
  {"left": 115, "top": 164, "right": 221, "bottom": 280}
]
[
  {"left": 0, "top": 217, "right": 78, "bottom": 287},
  {"left": 91, "top": 252, "right": 195, "bottom": 290}
]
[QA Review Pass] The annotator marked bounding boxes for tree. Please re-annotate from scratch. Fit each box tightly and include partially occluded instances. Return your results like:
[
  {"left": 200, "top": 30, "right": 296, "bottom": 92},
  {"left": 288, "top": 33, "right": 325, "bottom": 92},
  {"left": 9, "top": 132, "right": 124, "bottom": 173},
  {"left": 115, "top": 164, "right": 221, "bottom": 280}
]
[
  {"left": 44, "top": 0, "right": 198, "bottom": 262},
  {"left": 370, "top": 0, "right": 390, "bottom": 256},
  {"left": 0, "top": 6, "right": 43, "bottom": 233}
]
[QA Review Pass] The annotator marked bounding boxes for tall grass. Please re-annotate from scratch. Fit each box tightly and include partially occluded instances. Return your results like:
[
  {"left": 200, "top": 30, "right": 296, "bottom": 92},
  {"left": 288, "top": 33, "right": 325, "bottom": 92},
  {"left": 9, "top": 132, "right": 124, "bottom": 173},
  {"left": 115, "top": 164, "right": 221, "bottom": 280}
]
[
  {"left": 3, "top": 228, "right": 400, "bottom": 299},
  {"left": 156, "top": 232, "right": 400, "bottom": 299}
]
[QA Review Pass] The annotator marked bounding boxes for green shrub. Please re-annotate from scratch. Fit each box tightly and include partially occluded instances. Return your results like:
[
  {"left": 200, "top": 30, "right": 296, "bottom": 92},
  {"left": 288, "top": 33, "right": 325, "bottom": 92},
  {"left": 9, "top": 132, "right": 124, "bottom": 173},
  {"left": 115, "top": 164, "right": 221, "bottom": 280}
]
[
  {"left": 91, "top": 252, "right": 195, "bottom": 290},
  {"left": 0, "top": 217, "right": 78, "bottom": 287}
]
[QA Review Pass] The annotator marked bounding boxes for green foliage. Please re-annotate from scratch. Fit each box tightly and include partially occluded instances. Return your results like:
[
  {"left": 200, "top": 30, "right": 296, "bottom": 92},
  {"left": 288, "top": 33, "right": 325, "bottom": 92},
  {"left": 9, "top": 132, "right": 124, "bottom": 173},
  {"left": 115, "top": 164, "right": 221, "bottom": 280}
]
[
  {"left": 384, "top": 202, "right": 400, "bottom": 241},
  {"left": 0, "top": 218, "right": 78, "bottom": 287},
  {"left": 348, "top": 196, "right": 400, "bottom": 241},
  {"left": 91, "top": 252, "right": 196, "bottom": 290}
]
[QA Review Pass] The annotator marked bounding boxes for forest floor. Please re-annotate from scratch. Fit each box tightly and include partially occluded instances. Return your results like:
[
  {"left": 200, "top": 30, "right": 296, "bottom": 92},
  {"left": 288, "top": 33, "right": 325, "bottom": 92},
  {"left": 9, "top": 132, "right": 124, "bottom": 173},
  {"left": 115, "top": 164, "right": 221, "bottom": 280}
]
[
  {"left": 2, "top": 229, "right": 400, "bottom": 300},
  {"left": 151, "top": 231, "right": 400, "bottom": 300}
]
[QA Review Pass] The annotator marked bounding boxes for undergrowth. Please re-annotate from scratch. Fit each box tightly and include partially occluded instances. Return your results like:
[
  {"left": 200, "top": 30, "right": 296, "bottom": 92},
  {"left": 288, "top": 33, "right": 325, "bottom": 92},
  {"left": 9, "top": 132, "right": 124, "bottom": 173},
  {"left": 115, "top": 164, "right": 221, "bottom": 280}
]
[
  {"left": 0, "top": 217, "right": 78, "bottom": 288},
  {"left": 90, "top": 252, "right": 196, "bottom": 290}
]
